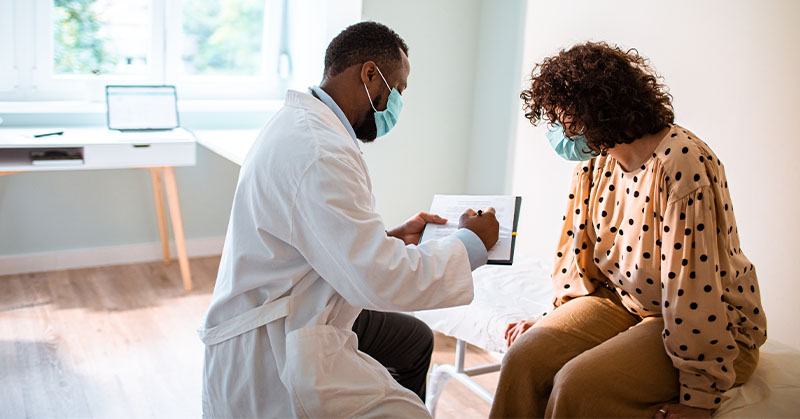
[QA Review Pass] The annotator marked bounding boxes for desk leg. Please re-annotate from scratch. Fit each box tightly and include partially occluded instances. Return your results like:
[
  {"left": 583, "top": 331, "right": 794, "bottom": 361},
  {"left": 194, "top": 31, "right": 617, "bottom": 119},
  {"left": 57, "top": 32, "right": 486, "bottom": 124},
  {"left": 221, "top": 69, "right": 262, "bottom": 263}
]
[
  {"left": 162, "top": 167, "right": 193, "bottom": 292},
  {"left": 149, "top": 168, "right": 171, "bottom": 263}
]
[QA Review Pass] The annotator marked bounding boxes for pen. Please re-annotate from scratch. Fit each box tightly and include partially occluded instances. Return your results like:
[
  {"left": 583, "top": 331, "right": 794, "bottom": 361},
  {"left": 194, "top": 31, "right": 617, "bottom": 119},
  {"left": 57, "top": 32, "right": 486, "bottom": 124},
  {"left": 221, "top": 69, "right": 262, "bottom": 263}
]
[
  {"left": 477, "top": 210, "right": 483, "bottom": 216},
  {"left": 34, "top": 131, "right": 64, "bottom": 138}
]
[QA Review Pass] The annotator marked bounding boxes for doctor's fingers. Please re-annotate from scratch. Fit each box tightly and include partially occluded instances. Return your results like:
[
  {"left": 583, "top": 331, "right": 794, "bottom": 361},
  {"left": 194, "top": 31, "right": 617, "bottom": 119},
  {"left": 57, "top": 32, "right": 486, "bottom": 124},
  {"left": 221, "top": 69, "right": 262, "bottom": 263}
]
[
  {"left": 482, "top": 206, "right": 496, "bottom": 215},
  {"left": 418, "top": 212, "right": 448, "bottom": 224},
  {"left": 462, "top": 208, "right": 478, "bottom": 217}
]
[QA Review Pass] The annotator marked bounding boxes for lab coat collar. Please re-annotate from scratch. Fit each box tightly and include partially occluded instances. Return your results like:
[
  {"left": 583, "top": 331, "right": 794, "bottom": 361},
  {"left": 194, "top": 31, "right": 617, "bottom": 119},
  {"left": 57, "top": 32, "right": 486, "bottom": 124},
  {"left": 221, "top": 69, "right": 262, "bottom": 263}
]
[{"left": 307, "top": 86, "right": 361, "bottom": 152}]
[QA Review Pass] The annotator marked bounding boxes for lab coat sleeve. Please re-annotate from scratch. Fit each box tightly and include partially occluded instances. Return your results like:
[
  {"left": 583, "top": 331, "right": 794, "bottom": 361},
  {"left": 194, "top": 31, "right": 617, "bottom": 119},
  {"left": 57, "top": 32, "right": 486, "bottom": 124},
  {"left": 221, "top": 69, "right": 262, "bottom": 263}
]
[{"left": 290, "top": 154, "right": 476, "bottom": 312}]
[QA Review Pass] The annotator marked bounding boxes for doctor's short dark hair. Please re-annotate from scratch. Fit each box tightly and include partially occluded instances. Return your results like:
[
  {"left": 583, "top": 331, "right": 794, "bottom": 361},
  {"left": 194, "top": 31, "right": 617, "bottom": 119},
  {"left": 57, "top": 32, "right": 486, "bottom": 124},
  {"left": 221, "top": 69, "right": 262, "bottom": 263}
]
[
  {"left": 324, "top": 21, "right": 409, "bottom": 78},
  {"left": 521, "top": 42, "right": 675, "bottom": 153}
]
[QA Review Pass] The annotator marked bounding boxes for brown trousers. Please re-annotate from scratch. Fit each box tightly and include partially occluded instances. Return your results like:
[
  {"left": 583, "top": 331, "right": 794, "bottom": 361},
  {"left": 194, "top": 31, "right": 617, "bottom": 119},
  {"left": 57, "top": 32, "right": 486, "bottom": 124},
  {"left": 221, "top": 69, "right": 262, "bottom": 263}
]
[{"left": 489, "top": 286, "right": 758, "bottom": 418}]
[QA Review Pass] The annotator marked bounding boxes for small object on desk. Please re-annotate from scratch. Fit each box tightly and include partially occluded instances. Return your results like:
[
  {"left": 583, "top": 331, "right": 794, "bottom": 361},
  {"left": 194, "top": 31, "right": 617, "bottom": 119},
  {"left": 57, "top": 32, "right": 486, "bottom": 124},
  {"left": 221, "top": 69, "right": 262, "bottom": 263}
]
[
  {"left": 477, "top": 209, "right": 483, "bottom": 216},
  {"left": 33, "top": 131, "right": 64, "bottom": 138},
  {"left": 30, "top": 149, "right": 84, "bottom": 166}
]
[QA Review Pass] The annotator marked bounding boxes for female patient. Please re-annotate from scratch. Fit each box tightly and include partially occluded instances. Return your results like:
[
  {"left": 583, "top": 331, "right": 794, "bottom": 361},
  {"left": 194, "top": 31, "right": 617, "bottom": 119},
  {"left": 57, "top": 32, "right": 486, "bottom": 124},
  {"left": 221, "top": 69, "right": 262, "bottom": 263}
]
[{"left": 491, "top": 42, "right": 767, "bottom": 418}]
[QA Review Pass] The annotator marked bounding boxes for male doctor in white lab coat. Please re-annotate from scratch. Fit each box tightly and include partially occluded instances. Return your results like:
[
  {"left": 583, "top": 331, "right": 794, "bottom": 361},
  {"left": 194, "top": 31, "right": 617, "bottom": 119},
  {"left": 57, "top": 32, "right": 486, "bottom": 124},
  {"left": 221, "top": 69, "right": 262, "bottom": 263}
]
[{"left": 198, "top": 21, "right": 499, "bottom": 418}]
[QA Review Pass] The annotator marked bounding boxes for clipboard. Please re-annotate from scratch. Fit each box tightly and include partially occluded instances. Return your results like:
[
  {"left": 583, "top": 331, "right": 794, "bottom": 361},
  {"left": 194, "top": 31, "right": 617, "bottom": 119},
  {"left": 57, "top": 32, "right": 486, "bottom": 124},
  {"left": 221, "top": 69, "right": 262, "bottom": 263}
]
[
  {"left": 418, "top": 195, "right": 522, "bottom": 265},
  {"left": 490, "top": 196, "right": 522, "bottom": 265}
]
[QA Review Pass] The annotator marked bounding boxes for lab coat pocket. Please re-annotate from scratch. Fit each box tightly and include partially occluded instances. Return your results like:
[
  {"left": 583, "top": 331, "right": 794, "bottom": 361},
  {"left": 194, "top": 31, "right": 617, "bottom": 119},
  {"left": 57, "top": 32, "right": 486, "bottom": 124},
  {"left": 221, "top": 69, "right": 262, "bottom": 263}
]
[{"left": 283, "top": 324, "right": 389, "bottom": 418}]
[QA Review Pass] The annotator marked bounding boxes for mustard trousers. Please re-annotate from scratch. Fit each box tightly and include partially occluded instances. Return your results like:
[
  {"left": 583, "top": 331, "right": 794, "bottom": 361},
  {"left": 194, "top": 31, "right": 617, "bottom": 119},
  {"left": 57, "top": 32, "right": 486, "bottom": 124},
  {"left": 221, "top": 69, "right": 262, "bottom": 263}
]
[{"left": 489, "top": 286, "right": 758, "bottom": 418}]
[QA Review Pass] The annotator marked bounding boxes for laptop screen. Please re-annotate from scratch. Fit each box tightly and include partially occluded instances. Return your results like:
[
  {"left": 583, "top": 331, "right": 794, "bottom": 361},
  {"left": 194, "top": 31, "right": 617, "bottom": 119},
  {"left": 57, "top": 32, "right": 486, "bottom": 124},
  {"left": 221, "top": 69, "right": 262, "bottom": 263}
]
[{"left": 106, "top": 85, "right": 179, "bottom": 131}]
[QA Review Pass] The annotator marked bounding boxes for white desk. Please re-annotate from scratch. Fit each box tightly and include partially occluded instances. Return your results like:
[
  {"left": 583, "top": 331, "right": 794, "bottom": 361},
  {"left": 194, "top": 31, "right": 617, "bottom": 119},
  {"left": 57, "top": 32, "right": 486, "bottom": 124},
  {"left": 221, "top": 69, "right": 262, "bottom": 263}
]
[
  {"left": 0, "top": 127, "right": 197, "bottom": 291},
  {"left": 194, "top": 129, "right": 260, "bottom": 166}
]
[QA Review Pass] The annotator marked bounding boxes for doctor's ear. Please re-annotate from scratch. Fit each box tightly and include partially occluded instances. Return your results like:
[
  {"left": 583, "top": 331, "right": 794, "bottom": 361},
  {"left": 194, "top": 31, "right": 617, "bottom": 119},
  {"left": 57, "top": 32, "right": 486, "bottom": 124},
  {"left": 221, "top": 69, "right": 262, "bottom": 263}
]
[{"left": 360, "top": 61, "right": 378, "bottom": 84}]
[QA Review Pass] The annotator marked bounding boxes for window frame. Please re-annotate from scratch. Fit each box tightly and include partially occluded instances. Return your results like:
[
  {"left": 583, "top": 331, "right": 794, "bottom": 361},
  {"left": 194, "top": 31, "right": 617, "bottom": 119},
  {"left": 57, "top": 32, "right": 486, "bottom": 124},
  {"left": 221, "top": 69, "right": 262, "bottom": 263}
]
[
  {"left": 0, "top": 0, "right": 361, "bottom": 103},
  {"left": 30, "top": 0, "right": 165, "bottom": 102},
  {"left": 0, "top": 0, "right": 18, "bottom": 92},
  {"left": 163, "top": 0, "right": 286, "bottom": 100}
]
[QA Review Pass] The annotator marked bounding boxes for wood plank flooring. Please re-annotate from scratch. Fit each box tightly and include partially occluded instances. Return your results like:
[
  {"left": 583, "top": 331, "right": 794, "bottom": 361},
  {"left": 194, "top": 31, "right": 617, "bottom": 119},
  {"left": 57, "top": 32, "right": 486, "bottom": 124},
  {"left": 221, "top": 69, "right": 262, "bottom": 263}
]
[{"left": 0, "top": 256, "right": 499, "bottom": 418}]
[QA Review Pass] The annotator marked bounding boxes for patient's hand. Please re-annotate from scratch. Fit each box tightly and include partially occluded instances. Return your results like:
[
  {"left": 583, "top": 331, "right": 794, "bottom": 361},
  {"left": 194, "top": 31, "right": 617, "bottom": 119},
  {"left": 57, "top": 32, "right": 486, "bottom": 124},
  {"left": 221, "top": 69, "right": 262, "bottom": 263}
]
[
  {"left": 387, "top": 212, "right": 447, "bottom": 245},
  {"left": 654, "top": 402, "right": 711, "bottom": 418},
  {"left": 505, "top": 319, "right": 536, "bottom": 348}
]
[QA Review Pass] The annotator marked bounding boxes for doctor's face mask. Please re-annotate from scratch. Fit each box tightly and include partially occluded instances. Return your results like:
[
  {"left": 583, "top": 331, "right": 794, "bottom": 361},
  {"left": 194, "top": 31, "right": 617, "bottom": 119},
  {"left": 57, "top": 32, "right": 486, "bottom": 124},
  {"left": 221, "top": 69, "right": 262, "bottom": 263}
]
[{"left": 355, "top": 65, "right": 403, "bottom": 142}]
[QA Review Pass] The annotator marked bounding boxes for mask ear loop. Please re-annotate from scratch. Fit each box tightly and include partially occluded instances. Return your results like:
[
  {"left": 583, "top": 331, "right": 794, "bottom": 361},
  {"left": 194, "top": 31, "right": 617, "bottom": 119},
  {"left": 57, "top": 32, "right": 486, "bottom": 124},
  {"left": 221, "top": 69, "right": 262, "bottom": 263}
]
[
  {"left": 363, "top": 64, "right": 393, "bottom": 112},
  {"left": 363, "top": 83, "right": 378, "bottom": 112},
  {"left": 375, "top": 65, "right": 391, "bottom": 91}
]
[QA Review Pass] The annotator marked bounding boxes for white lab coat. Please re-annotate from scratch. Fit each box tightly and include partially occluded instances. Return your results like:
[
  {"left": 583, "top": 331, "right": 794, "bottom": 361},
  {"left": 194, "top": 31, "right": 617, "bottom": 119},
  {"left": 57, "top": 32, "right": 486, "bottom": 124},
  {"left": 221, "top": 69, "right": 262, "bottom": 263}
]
[{"left": 199, "top": 90, "right": 476, "bottom": 418}]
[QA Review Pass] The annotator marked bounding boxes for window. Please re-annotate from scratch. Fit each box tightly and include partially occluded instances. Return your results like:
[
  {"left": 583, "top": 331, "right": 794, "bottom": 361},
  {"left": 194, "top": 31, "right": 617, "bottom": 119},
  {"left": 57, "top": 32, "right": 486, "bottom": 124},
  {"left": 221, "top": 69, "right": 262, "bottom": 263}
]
[
  {"left": 53, "top": 0, "right": 153, "bottom": 76},
  {"left": 1, "top": 0, "right": 361, "bottom": 102},
  {"left": 180, "top": 0, "right": 266, "bottom": 76},
  {"left": 0, "top": 0, "right": 16, "bottom": 91}
]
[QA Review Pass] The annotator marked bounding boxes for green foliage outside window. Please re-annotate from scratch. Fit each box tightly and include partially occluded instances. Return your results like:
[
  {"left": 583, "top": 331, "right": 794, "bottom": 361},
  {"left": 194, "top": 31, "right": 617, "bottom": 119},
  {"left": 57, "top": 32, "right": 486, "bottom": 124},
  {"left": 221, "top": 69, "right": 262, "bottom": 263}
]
[
  {"left": 182, "top": 0, "right": 265, "bottom": 75},
  {"left": 53, "top": 0, "right": 117, "bottom": 75}
]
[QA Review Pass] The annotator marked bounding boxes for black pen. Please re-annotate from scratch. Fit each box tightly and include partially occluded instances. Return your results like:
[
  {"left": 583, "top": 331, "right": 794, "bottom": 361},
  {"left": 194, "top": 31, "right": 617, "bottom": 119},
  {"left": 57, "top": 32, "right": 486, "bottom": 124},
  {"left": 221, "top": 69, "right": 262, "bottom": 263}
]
[
  {"left": 34, "top": 131, "right": 64, "bottom": 138},
  {"left": 477, "top": 210, "right": 483, "bottom": 216}
]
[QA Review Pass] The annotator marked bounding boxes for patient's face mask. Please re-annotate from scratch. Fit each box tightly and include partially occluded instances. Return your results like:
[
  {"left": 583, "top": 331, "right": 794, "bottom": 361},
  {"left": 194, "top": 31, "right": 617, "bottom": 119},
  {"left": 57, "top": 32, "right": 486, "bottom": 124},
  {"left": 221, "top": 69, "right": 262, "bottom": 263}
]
[
  {"left": 545, "top": 122, "right": 599, "bottom": 161},
  {"left": 360, "top": 65, "right": 403, "bottom": 140}
]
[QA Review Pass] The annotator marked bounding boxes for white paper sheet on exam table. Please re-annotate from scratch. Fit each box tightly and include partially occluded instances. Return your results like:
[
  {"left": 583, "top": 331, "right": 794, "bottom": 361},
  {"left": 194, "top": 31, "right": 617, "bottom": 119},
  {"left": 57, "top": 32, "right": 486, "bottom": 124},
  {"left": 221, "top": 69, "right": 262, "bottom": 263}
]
[{"left": 419, "top": 194, "right": 519, "bottom": 263}]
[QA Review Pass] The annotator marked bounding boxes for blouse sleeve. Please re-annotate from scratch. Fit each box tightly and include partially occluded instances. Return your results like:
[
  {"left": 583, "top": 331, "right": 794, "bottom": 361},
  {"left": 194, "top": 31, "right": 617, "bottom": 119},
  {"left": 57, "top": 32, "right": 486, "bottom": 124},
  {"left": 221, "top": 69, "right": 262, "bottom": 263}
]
[
  {"left": 552, "top": 166, "right": 606, "bottom": 307},
  {"left": 659, "top": 185, "right": 738, "bottom": 409}
]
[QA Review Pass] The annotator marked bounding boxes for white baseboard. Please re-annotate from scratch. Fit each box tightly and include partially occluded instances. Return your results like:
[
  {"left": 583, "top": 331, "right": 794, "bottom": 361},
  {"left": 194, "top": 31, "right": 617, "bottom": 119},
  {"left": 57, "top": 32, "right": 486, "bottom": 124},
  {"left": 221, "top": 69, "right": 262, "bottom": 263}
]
[{"left": 0, "top": 236, "right": 225, "bottom": 276}]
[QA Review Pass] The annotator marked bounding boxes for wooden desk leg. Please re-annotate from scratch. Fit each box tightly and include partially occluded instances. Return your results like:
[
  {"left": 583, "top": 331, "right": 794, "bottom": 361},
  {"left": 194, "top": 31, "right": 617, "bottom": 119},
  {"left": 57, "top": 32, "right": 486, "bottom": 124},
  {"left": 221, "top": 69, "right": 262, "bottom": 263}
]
[
  {"left": 149, "top": 168, "right": 171, "bottom": 263},
  {"left": 162, "top": 167, "right": 193, "bottom": 292}
]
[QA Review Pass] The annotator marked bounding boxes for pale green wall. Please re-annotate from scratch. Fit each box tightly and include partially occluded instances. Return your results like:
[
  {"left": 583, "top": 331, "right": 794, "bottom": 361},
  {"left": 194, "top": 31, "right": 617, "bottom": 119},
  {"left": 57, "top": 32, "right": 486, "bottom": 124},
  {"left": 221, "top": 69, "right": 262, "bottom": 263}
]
[
  {"left": 0, "top": 0, "right": 527, "bottom": 257},
  {"left": 361, "top": 0, "right": 526, "bottom": 227},
  {"left": 466, "top": 0, "right": 527, "bottom": 195}
]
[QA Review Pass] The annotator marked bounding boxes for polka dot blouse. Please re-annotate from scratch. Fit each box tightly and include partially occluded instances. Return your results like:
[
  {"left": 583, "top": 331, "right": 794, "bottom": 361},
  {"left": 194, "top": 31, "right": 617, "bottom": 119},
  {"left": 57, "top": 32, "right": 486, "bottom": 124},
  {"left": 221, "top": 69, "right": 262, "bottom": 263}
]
[{"left": 551, "top": 124, "right": 767, "bottom": 409}]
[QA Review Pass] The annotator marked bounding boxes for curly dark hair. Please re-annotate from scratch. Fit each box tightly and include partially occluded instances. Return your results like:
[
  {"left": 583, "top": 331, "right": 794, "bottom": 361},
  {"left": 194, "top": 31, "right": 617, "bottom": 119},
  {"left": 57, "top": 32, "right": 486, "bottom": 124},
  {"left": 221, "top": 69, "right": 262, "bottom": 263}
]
[
  {"left": 324, "top": 21, "right": 409, "bottom": 78},
  {"left": 521, "top": 42, "right": 674, "bottom": 153}
]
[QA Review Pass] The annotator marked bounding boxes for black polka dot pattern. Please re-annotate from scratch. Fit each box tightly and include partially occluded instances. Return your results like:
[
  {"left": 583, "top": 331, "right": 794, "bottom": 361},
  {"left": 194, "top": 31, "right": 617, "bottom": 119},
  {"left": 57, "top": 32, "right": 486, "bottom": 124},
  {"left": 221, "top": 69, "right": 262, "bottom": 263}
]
[{"left": 549, "top": 125, "right": 767, "bottom": 410}]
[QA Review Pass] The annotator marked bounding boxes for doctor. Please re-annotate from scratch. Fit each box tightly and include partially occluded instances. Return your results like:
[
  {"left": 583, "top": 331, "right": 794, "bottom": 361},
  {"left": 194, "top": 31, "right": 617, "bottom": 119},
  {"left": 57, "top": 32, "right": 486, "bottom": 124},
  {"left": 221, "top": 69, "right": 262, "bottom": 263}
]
[{"left": 199, "top": 21, "right": 499, "bottom": 418}]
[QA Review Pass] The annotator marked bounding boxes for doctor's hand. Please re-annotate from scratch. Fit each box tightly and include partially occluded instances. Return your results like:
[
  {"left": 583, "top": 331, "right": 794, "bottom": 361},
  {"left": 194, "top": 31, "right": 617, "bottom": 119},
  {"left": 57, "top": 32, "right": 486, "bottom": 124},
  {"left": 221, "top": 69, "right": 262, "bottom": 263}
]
[
  {"left": 387, "top": 212, "right": 448, "bottom": 245},
  {"left": 459, "top": 207, "right": 499, "bottom": 251}
]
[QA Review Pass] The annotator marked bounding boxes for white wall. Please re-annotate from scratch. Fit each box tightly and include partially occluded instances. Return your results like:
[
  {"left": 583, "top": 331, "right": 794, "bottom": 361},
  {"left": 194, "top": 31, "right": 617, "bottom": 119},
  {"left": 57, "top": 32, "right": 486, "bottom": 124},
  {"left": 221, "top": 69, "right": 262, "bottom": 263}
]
[
  {"left": 512, "top": 0, "right": 800, "bottom": 348},
  {"left": 361, "top": 0, "right": 527, "bottom": 227},
  {"left": 465, "top": 1, "right": 527, "bottom": 195},
  {"left": 361, "top": 0, "right": 483, "bottom": 227}
]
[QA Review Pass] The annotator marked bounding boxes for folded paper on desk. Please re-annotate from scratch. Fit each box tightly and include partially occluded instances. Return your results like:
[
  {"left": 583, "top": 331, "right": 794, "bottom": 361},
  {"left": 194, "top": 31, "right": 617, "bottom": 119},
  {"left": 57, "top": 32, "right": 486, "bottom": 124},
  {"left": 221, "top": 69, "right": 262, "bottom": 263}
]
[
  {"left": 30, "top": 149, "right": 84, "bottom": 166},
  {"left": 419, "top": 194, "right": 522, "bottom": 265}
]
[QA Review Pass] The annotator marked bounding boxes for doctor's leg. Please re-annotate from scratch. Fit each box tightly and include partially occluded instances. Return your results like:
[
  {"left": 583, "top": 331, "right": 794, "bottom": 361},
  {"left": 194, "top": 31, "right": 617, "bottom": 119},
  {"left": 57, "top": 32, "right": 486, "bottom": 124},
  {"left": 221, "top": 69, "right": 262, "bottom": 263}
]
[{"left": 352, "top": 310, "right": 434, "bottom": 402}]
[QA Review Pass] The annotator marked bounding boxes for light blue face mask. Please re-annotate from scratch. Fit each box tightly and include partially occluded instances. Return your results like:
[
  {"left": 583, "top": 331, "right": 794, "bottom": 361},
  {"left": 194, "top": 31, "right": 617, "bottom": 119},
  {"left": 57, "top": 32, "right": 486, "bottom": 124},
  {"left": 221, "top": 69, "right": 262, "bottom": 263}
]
[
  {"left": 364, "top": 65, "right": 402, "bottom": 137},
  {"left": 545, "top": 122, "right": 599, "bottom": 161}
]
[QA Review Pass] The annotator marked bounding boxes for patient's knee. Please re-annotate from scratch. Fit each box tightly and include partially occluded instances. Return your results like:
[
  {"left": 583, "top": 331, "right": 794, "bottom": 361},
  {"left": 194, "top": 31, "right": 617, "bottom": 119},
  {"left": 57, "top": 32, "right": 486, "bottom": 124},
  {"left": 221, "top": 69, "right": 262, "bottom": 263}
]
[
  {"left": 502, "top": 327, "right": 553, "bottom": 371},
  {"left": 550, "top": 355, "right": 599, "bottom": 403}
]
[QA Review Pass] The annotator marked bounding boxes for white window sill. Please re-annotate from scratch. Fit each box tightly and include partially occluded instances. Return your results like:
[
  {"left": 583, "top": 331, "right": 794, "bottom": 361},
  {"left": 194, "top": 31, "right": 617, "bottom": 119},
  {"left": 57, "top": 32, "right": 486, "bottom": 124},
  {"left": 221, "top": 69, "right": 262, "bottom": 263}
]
[{"left": 0, "top": 99, "right": 284, "bottom": 114}]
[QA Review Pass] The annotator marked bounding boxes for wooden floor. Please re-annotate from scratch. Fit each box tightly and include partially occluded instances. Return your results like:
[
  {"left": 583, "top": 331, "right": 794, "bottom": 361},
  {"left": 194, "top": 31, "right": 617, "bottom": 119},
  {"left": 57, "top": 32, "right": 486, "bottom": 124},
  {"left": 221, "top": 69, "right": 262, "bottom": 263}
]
[{"left": 0, "top": 256, "right": 499, "bottom": 418}]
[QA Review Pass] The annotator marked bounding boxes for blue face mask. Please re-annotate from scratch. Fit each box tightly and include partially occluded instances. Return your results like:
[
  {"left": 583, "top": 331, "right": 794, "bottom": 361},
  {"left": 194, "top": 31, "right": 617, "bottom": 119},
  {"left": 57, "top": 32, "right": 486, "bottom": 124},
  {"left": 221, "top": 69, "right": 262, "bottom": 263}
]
[
  {"left": 545, "top": 122, "right": 599, "bottom": 161},
  {"left": 363, "top": 65, "right": 402, "bottom": 137}
]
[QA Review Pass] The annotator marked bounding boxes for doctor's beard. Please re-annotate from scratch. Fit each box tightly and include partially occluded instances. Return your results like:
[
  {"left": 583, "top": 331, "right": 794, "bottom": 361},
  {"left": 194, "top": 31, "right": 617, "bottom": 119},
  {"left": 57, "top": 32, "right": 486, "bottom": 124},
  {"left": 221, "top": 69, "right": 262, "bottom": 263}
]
[{"left": 354, "top": 94, "right": 382, "bottom": 142}]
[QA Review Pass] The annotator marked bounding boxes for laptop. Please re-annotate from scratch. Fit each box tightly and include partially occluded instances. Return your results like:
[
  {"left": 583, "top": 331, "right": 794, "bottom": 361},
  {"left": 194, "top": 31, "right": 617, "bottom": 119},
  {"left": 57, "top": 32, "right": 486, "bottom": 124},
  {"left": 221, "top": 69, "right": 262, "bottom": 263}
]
[{"left": 106, "top": 85, "right": 180, "bottom": 131}]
